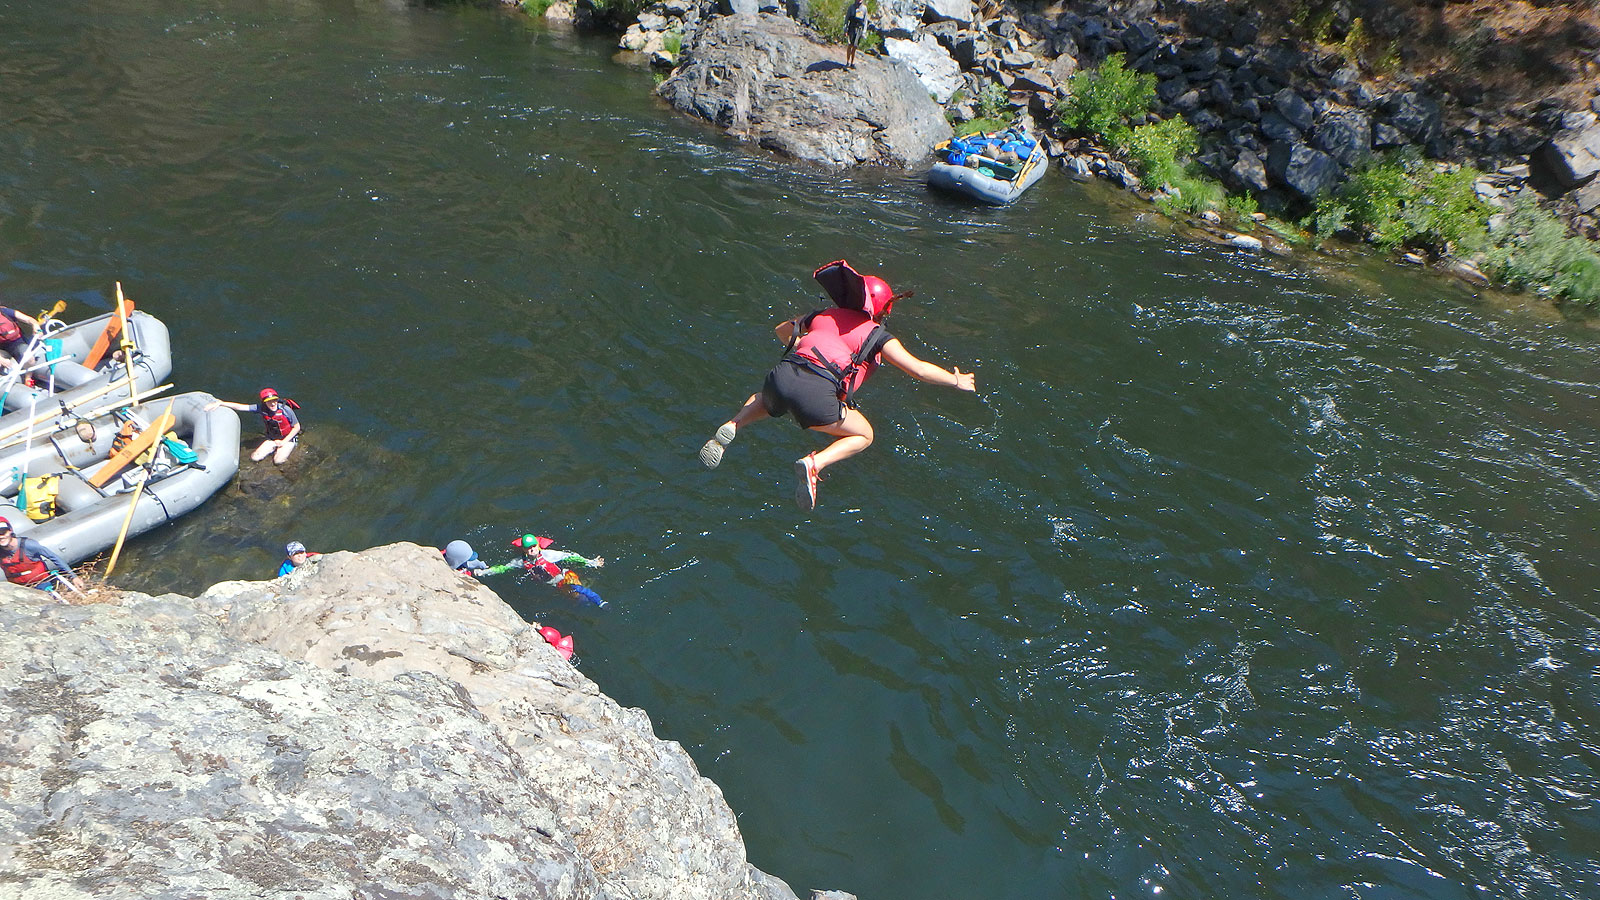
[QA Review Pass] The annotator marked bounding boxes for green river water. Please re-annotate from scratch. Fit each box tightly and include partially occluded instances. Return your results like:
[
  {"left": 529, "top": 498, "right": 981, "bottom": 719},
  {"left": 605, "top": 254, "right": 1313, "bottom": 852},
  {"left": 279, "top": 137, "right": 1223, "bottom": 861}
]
[{"left": 4, "top": 2, "right": 1600, "bottom": 898}]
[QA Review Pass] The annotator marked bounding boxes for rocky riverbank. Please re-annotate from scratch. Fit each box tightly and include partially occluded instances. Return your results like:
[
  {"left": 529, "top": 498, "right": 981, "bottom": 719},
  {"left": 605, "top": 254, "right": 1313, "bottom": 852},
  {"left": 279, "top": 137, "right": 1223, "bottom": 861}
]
[
  {"left": 0, "top": 544, "right": 850, "bottom": 900},
  {"left": 554, "top": 0, "right": 1600, "bottom": 306}
]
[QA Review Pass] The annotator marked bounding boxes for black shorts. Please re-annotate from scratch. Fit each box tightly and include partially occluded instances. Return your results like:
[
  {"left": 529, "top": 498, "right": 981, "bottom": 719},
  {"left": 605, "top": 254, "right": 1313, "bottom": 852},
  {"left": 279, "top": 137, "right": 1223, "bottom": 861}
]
[
  {"left": 0, "top": 338, "right": 27, "bottom": 362},
  {"left": 762, "top": 359, "right": 844, "bottom": 429}
]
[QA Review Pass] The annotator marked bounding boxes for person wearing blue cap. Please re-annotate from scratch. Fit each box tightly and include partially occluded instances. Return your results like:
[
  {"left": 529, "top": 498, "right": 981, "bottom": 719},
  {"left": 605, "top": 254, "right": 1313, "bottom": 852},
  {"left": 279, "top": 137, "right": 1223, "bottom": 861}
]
[{"left": 277, "top": 540, "right": 319, "bottom": 577}]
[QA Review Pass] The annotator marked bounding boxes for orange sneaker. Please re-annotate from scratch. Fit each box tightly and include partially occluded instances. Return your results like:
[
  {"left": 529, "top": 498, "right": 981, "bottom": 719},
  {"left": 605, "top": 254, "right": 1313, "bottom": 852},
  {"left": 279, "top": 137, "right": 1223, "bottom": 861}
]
[{"left": 794, "top": 453, "right": 819, "bottom": 510}]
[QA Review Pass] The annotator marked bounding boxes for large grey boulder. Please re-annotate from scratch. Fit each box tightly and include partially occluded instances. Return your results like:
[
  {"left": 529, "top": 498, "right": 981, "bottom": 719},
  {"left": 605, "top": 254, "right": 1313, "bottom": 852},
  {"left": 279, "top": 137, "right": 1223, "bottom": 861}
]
[
  {"left": 0, "top": 544, "right": 838, "bottom": 900},
  {"left": 884, "top": 34, "right": 965, "bottom": 103},
  {"left": 1537, "top": 122, "right": 1600, "bottom": 190},
  {"left": 657, "top": 13, "right": 951, "bottom": 166},
  {"left": 923, "top": 0, "right": 974, "bottom": 27}
]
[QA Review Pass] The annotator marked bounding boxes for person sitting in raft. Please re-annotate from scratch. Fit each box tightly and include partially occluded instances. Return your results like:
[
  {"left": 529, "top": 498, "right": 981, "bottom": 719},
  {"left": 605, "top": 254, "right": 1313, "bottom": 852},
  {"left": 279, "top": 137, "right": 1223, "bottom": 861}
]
[
  {"left": 442, "top": 540, "right": 490, "bottom": 577},
  {"left": 697, "top": 260, "right": 976, "bottom": 511},
  {"left": 0, "top": 517, "right": 84, "bottom": 594},
  {"left": 277, "top": 540, "right": 319, "bottom": 577},
  {"left": 481, "top": 534, "right": 607, "bottom": 607},
  {"left": 206, "top": 388, "right": 302, "bottom": 464},
  {"left": 0, "top": 304, "right": 42, "bottom": 374}
]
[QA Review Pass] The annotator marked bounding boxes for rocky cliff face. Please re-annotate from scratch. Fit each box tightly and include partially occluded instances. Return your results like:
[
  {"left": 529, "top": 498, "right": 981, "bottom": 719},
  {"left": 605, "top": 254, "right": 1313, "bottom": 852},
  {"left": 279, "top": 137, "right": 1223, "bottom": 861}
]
[{"left": 0, "top": 544, "right": 838, "bottom": 900}]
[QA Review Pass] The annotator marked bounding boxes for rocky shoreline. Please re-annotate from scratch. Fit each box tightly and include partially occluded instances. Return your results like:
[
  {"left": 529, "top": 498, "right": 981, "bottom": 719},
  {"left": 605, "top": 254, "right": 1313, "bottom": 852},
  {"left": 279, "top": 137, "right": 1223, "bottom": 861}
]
[
  {"left": 0, "top": 544, "right": 850, "bottom": 900},
  {"left": 549, "top": 0, "right": 1600, "bottom": 305}
]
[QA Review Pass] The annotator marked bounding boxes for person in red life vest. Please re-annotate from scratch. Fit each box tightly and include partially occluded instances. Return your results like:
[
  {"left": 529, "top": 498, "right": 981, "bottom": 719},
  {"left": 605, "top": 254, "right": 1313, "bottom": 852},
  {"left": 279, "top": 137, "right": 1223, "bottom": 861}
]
[
  {"left": 277, "top": 540, "right": 320, "bottom": 577},
  {"left": 0, "top": 304, "right": 42, "bottom": 375},
  {"left": 0, "top": 517, "right": 84, "bottom": 594},
  {"left": 698, "top": 262, "right": 976, "bottom": 510},
  {"left": 206, "top": 387, "right": 302, "bottom": 464},
  {"left": 481, "top": 534, "right": 607, "bottom": 607}
]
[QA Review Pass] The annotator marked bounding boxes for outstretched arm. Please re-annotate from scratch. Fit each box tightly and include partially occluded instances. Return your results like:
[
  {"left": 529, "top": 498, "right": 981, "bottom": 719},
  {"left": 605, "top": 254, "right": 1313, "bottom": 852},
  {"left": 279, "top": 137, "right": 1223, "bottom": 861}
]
[
  {"left": 204, "top": 399, "right": 254, "bottom": 412},
  {"left": 775, "top": 316, "right": 806, "bottom": 343},
  {"left": 880, "top": 338, "right": 976, "bottom": 391}
]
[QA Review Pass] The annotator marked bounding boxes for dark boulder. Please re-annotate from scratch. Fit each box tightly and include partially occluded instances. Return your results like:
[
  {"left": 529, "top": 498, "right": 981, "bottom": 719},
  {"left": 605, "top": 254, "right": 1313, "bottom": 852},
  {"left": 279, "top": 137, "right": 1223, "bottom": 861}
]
[
  {"left": 1267, "top": 140, "right": 1340, "bottom": 199},
  {"left": 1313, "top": 109, "right": 1372, "bottom": 168},
  {"left": 1273, "top": 88, "right": 1314, "bottom": 131},
  {"left": 1229, "top": 149, "right": 1271, "bottom": 191},
  {"left": 1260, "top": 111, "right": 1302, "bottom": 143},
  {"left": 1383, "top": 91, "right": 1443, "bottom": 146}
]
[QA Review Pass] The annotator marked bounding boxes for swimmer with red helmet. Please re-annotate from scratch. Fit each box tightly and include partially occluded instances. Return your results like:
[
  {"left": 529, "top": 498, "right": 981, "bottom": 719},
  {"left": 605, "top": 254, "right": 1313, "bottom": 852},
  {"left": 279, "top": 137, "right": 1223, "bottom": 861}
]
[
  {"left": 699, "top": 260, "right": 976, "bottom": 510},
  {"left": 206, "top": 387, "right": 302, "bottom": 464}
]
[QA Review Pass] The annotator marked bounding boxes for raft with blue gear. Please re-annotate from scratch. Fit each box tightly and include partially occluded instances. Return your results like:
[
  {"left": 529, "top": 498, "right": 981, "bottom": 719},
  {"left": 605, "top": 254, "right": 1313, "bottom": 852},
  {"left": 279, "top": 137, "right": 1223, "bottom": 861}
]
[{"left": 927, "top": 127, "right": 1048, "bottom": 205}]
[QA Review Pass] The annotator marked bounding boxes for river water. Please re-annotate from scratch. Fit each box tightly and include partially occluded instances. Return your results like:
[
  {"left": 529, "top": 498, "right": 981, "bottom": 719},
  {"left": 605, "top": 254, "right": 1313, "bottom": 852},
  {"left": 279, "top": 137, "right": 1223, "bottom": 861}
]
[{"left": 5, "top": 2, "right": 1600, "bottom": 898}]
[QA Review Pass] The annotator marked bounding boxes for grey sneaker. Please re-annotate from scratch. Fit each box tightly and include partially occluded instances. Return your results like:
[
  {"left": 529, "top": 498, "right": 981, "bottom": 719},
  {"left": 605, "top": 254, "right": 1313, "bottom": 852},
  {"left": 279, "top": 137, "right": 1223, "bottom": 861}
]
[{"left": 699, "top": 423, "right": 737, "bottom": 468}]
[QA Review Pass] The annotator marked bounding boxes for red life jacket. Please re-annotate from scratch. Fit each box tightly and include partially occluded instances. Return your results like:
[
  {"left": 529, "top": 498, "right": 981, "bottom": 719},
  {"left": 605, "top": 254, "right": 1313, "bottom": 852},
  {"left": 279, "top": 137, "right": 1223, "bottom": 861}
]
[
  {"left": 259, "top": 402, "right": 297, "bottom": 439},
  {"left": 522, "top": 554, "right": 564, "bottom": 583},
  {"left": 0, "top": 312, "right": 21, "bottom": 344},
  {"left": 787, "top": 308, "right": 890, "bottom": 407},
  {"left": 1, "top": 539, "right": 52, "bottom": 585}
]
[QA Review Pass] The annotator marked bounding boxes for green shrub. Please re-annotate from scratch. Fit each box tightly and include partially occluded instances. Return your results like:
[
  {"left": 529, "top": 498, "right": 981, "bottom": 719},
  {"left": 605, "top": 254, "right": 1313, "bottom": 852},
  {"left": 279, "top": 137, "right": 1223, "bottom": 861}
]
[
  {"left": 1056, "top": 53, "right": 1156, "bottom": 151},
  {"left": 521, "top": 0, "right": 555, "bottom": 17},
  {"left": 1323, "top": 151, "right": 1492, "bottom": 253},
  {"left": 662, "top": 27, "right": 682, "bottom": 55},
  {"left": 976, "top": 83, "right": 1009, "bottom": 121},
  {"left": 1477, "top": 197, "right": 1600, "bottom": 309},
  {"left": 1126, "top": 117, "right": 1197, "bottom": 189}
]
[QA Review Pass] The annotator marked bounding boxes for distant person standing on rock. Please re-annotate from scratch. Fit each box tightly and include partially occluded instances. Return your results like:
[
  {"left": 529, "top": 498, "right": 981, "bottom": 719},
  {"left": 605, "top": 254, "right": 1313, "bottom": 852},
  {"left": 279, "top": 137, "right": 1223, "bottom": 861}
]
[{"left": 845, "top": 0, "right": 866, "bottom": 68}]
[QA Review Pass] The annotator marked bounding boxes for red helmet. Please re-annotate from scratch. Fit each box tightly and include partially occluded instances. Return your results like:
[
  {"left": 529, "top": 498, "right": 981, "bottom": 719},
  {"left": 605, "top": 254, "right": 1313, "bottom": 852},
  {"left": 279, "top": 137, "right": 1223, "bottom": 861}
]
[
  {"left": 259, "top": 388, "right": 280, "bottom": 402},
  {"left": 863, "top": 276, "right": 894, "bottom": 319}
]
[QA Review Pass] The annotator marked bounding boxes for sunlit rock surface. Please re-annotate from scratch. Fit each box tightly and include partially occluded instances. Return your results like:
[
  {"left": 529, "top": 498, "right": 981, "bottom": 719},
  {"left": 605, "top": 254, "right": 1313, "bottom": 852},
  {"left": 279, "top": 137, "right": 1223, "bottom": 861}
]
[{"left": 0, "top": 543, "right": 834, "bottom": 900}]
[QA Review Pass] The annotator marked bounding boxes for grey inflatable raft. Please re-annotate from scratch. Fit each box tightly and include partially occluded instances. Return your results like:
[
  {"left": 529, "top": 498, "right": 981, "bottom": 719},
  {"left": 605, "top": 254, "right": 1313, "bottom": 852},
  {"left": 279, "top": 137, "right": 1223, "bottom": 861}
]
[
  {"left": 0, "top": 310, "right": 171, "bottom": 432},
  {"left": 927, "top": 130, "right": 1049, "bottom": 205},
  {"left": 0, "top": 392, "right": 239, "bottom": 566}
]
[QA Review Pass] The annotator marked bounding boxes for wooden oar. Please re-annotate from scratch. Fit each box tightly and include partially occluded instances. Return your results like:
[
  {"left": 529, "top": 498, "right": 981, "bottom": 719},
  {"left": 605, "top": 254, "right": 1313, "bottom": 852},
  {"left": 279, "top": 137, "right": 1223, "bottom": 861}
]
[
  {"left": 113, "top": 282, "right": 139, "bottom": 409},
  {"left": 104, "top": 398, "right": 175, "bottom": 577},
  {"left": 0, "top": 381, "right": 173, "bottom": 450}
]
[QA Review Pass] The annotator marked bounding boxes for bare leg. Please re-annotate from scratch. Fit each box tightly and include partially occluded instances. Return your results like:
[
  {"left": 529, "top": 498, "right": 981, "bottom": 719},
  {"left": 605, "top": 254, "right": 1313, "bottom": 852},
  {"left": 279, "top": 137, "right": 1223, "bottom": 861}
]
[
  {"left": 701, "top": 392, "right": 770, "bottom": 468},
  {"left": 807, "top": 407, "right": 873, "bottom": 474},
  {"left": 272, "top": 439, "right": 297, "bottom": 464},
  {"left": 251, "top": 440, "right": 276, "bottom": 462}
]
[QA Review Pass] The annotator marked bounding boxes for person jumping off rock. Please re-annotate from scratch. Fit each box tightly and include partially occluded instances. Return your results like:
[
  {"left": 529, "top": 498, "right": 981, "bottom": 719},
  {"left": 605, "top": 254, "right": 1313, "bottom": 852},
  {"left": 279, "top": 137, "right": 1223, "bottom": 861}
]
[
  {"left": 482, "top": 534, "right": 607, "bottom": 607},
  {"left": 698, "top": 259, "right": 976, "bottom": 511}
]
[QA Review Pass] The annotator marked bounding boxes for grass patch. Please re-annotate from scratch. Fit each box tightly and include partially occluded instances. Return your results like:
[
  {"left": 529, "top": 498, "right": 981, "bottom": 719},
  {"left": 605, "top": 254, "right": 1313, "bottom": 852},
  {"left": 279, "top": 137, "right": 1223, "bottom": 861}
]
[
  {"left": 521, "top": 0, "right": 556, "bottom": 17},
  {"left": 958, "top": 118, "right": 1011, "bottom": 136}
]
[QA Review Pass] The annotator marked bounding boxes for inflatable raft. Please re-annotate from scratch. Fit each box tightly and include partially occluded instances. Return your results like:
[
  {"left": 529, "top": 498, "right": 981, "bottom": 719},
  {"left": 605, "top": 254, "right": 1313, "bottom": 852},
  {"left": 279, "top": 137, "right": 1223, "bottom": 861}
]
[
  {"left": 0, "top": 392, "right": 239, "bottom": 566},
  {"left": 927, "top": 128, "right": 1048, "bottom": 205},
  {"left": 0, "top": 310, "right": 171, "bottom": 433}
]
